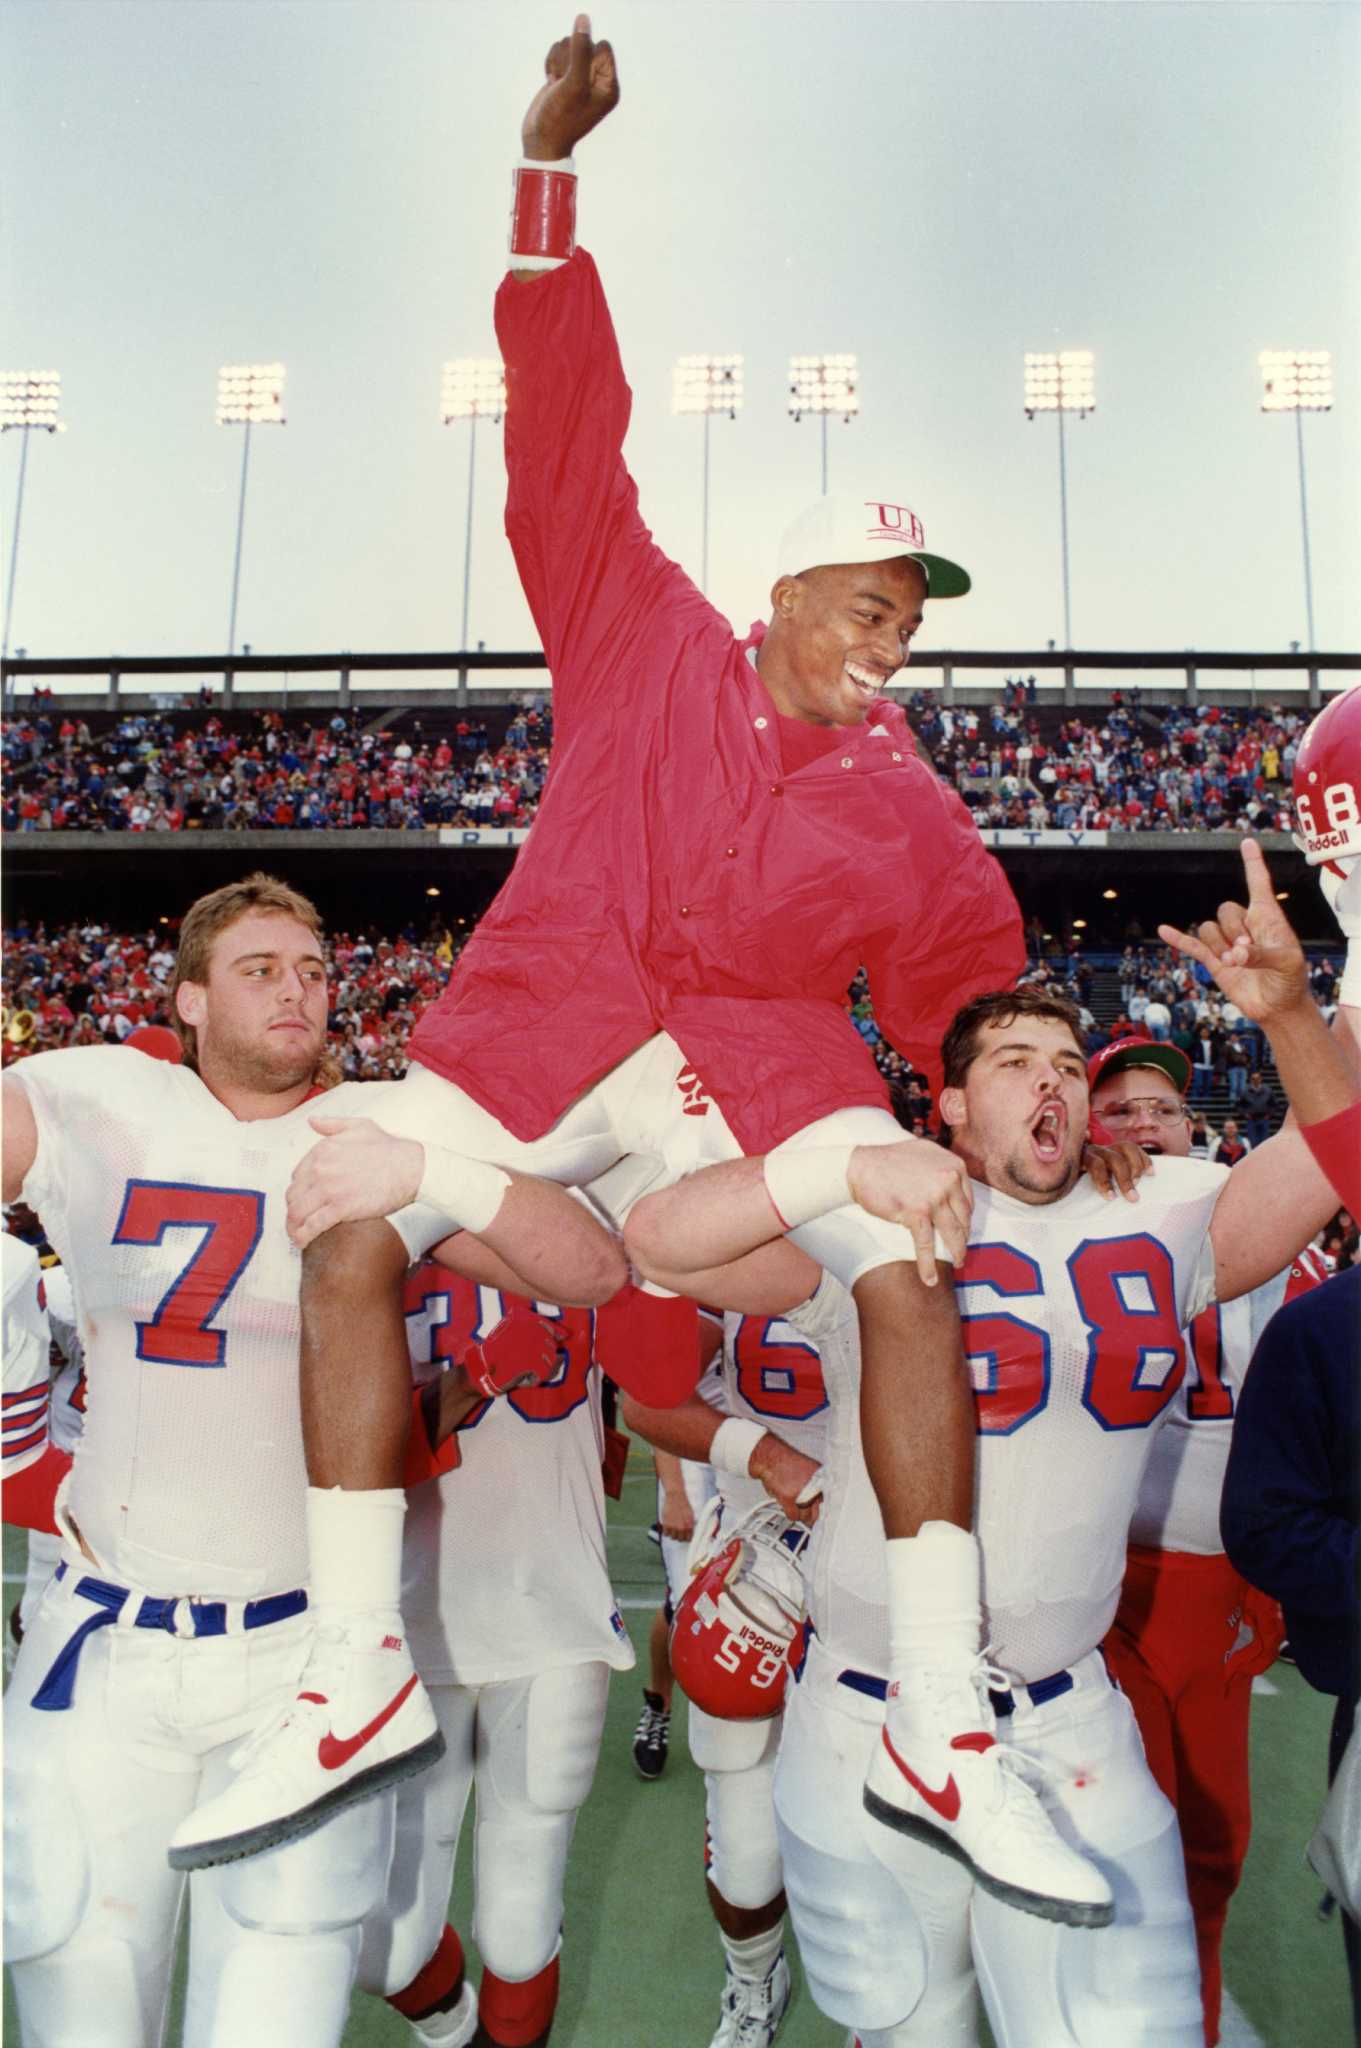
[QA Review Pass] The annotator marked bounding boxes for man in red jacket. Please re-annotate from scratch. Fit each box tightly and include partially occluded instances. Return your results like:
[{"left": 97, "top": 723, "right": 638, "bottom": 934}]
[{"left": 173, "top": 17, "right": 1114, "bottom": 1926}]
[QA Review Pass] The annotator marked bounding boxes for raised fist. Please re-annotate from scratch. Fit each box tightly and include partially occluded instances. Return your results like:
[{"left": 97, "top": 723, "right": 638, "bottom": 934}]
[{"left": 522, "top": 14, "right": 619, "bottom": 161}]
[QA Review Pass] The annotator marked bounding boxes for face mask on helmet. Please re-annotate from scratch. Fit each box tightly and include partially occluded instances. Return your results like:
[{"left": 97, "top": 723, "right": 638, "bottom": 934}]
[
  {"left": 1293, "top": 688, "right": 1361, "bottom": 871},
  {"left": 670, "top": 1498, "right": 810, "bottom": 1722}
]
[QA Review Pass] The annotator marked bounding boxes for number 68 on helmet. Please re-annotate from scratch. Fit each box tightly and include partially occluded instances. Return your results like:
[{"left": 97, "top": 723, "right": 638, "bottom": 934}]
[
  {"left": 1293, "top": 685, "right": 1361, "bottom": 872},
  {"left": 670, "top": 1498, "right": 812, "bottom": 1720}
]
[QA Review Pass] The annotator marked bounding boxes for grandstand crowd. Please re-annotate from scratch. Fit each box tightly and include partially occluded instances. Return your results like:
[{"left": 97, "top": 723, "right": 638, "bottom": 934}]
[
  {"left": 1, "top": 703, "right": 553, "bottom": 834},
  {"left": 1, "top": 690, "right": 1315, "bottom": 838}
]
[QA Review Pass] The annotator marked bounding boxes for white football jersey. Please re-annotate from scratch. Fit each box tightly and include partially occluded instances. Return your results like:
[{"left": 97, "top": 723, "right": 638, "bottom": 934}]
[
  {"left": 1130, "top": 1245, "right": 1327, "bottom": 1553},
  {"left": 712, "top": 1305, "right": 829, "bottom": 1518},
  {"left": 3, "top": 1236, "right": 52, "bottom": 1479},
  {"left": 808, "top": 1158, "right": 1226, "bottom": 1685},
  {"left": 13, "top": 1047, "right": 373, "bottom": 1598},
  {"left": 400, "top": 1263, "right": 635, "bottom": 1686}
]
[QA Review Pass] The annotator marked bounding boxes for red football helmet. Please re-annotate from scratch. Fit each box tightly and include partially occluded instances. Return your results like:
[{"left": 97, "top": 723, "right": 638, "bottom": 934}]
[
  {"left": 1293, "top": 687, "right": 1361, "bottom": 870},
  {"left": 670, "top": 1499, "right": 810, "bottom": 1721}
]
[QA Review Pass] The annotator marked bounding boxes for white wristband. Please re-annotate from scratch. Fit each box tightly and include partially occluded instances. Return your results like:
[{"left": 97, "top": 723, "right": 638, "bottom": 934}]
[
  {"left": 709, "top": 1417, "right": 766, "bottom": 1478},
  {"left": 762, "top": 1145, "right": 856, "bottom": 1231},
  {"left": 416, "top": 1147, "right": 511, "bottom": 1235}
]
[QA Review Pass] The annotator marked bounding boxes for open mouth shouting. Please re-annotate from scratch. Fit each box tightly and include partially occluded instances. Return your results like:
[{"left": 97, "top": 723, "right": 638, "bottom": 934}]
[{"left": 1030, "top": 1099, "right": 1067, "bottom": 1165}]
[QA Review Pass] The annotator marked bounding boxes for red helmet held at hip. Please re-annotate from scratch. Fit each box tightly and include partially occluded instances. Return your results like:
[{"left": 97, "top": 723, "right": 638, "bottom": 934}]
[
  {"left": 670, "top": 1498, "right": 810, "bottom": 1722},
  {"left": 1292, "top": 686, "right": 1361, "bottom": 870}
]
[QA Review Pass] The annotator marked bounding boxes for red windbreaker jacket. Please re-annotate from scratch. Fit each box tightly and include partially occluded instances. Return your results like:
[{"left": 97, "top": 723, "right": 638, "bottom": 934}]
[{"left": 408, "top": 253, "right": 1024, "bottom": 1152}]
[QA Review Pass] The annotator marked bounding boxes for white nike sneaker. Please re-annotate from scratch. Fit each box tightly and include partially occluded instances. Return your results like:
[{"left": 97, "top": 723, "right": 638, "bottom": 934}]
[
  {"left": 167, "top": 1613, "right": 443, "bottom": 1871},
  {"left": 709, "top": 1953, "right": 791, "bottom": 2048},
  {"left": 862, "top": 1661, "right": 1114, "bottom": 1929},
  {"left": 408, "top": 1978, "right": 478, "bottom": 2048}
]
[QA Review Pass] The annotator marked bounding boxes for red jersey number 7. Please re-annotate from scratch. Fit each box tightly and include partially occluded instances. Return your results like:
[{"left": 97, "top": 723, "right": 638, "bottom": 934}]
[{"left": 113, "top": 1181, "right": 265, "bottom": 1368}]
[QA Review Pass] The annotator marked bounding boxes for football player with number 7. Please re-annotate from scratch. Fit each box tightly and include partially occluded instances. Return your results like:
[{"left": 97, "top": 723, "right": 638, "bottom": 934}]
[
  {"left": 622, "top": 837, "right": 1360, "bottom": 2044},
  {"left": 0, "top": 873, "right": 619, "bottom": 2048}
]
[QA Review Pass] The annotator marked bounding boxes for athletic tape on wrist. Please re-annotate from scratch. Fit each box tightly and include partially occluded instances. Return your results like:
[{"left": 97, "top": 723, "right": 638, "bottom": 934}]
[
  {"left": 417, "top": 1147, "right": 511, "bottom": 1235},
  {"left": 762, "top": 1145, "right": 856, "bottom": 1231},
  {"left": 709, "top": 1417, "right": 767, "bottom": 1479},
  {"left": 510, "top": 158, "right": 576, "bottom": 268}
]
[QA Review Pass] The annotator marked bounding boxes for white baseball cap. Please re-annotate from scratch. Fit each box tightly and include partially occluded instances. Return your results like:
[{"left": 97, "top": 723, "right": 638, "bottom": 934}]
[{"left": 774, "top": 491, "right": 971, "bottom": 598}]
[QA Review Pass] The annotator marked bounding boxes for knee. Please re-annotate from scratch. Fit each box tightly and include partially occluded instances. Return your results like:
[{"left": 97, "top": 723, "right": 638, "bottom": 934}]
[
  {"left": 300, "top": 1218, "right": 407, "bottom": 1312},
  {"left": 571, "top": 1227, "right": 629, "bottom": 1307},
  {"left": 622, "top": 1197, "right": 669, "bottom": 1285}
]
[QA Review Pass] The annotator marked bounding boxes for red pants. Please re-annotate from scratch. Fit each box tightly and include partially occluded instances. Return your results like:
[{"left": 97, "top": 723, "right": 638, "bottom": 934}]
[{"left": 1103, "top": 1546, "right": 1284, "bottom": 2048}]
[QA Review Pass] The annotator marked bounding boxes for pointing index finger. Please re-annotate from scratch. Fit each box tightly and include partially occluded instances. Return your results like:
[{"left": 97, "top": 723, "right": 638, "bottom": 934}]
[{"left": 1240, "top": 837, "right": 1275, "bottom": 908}]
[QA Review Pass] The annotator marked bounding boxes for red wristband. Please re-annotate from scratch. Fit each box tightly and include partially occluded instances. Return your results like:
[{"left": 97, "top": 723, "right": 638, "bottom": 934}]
[
  {"left": 510, "top": 162, "right": 576, "bottom": 266},
  {"left": 1300, "top": 1099, "right": 1361, "bottom": 1216}
]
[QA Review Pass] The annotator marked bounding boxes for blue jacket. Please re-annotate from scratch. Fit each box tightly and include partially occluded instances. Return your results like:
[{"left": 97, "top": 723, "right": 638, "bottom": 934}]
[{"left": 1221, "top": 1266, "right": 1361, "bottom": 1699}]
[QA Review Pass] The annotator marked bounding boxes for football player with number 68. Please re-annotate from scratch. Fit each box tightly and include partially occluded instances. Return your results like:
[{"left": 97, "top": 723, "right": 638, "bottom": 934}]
[{"left": 622, "top": 839, "right": 1360, "bottom": 2046}]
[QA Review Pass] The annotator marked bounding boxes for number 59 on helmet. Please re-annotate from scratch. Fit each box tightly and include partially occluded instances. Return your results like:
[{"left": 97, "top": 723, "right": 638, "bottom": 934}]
[{"left": 670, "top": 1498, "right": 810, "bottom": 1721}]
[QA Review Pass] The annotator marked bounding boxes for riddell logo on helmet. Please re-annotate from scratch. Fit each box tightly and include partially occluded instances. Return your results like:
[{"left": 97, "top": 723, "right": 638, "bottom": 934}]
[
  {"left": 864, "top": 502, "right": 925, "bottom": 548},
  {"left": 737, "top": 1623, "right": 785, "bottom": 1656}
]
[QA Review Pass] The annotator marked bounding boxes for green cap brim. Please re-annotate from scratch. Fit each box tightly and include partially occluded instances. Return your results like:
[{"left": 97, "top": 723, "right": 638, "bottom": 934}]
[{"left": 911, "top": 552, "right": 971, "bottom": 599}]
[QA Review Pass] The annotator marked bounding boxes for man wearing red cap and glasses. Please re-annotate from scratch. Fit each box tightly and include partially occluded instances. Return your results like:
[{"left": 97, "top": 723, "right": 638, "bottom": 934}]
[{"left": 1090, "top": 1032, "right": 1330, "bottom": 2045}]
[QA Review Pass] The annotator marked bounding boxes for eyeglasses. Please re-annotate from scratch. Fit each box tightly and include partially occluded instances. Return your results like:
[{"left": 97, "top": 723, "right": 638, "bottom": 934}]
[{"left": 1098, "top": 1098, "right": 1188, "bottom": 1126}]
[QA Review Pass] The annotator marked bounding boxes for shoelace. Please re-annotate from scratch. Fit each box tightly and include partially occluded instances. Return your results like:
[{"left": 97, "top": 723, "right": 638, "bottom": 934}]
[
  {"left": 226, "top": 1624, "right": 353, "bottom": 1773},
  {"left": 634, "top": 1701, "right": 669, "bottom": 1744},
  {"left": 722, "top": 1963, "right": 784, "bottom": 2044}
]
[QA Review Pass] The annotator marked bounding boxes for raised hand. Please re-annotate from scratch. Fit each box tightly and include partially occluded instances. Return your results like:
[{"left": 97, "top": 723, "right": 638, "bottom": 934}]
[
  {"left": 522, "top": 14, "right": 620, "bottom": 160},
  {"left": 1158, "top": 839, "right": 1309, "bottom": 1025}
]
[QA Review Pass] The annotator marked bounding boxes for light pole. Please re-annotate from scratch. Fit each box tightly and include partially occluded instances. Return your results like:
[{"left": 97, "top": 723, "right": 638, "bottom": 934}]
[
  {"left": 787, "top": 355, "right": 859, "bottom": 495},
  {"left": 217, "top": 362, "right": 286, "bottom": 657},
  {"left": 1024, "top": 350, "right": 1094, "bottom": 649},
  {"left": 2, "top": 370, "right": 65, "bottom": 665},
  {"left": 672, "top": 355, "right": 743, "bottom": 594},
  {"left": 441, "top": 358, "right": 506, "bottom": 653},
  {"left": 1259, "top": 348, "right": 1332, "bottom": 651}
]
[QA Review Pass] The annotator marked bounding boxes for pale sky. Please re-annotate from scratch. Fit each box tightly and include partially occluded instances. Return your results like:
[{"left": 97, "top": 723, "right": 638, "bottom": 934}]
[{"left": 3, "top": 0, "right": 1358, "bottom": 682}]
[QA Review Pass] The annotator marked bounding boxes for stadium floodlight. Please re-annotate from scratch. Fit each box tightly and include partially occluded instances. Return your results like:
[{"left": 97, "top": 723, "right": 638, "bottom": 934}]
[
  {"left": 216, "top": 362, "right": 287, "bottom": 658},
  {"left": 788, "top": 354, "right": 860, "bottom": 495},
  {"left": 1258, "top": 349, "right": 1333, "bottom": 651},
  {"left": 672, "top": 355, "right": 743, "bottom": 595},
  {"left": 442, "top": 358, "right": 507, "bottom": 654},
  {"left": 1024, "top": 350, "right": 1095, "bottom": 650},
  {"left": 2, "top": 371, "right": 66, "bottom": 665}
]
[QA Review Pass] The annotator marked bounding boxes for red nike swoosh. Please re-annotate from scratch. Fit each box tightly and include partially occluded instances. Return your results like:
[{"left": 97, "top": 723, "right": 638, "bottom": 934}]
[
  {"left": 880, "top": 1726, "right": 961, "bottom": 1823},
  {"left": 317, "top": 1674, "right": 419, "bottom": 1772}
]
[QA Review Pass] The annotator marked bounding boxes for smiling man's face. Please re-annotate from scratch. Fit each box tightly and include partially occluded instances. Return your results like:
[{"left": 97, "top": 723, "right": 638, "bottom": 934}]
[{"left": 758, "top": 556, "right": 927, "bottom": 726}]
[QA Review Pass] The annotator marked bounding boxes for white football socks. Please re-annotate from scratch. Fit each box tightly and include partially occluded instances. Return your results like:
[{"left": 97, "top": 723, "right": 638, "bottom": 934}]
[
  {"left": 720, "top": 1919, "right": 785, "bottom": 1984},
  {"left": 886, "top": 1521, "right": 982, "bottom": 1686},
  {"left": 306, "top": 1485, "right": 407, "bottom": 1620}
]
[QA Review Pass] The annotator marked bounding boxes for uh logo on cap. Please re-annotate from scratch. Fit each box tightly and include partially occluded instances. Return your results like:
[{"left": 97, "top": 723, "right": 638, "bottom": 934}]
[{"left": 864, "top": 502, "right": 926, "bottom": 548}]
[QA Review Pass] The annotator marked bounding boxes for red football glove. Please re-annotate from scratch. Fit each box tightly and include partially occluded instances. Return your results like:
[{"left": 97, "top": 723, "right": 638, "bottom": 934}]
[{"left": 464, "top": 1305, "right": 568, "bottom": 1400}]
